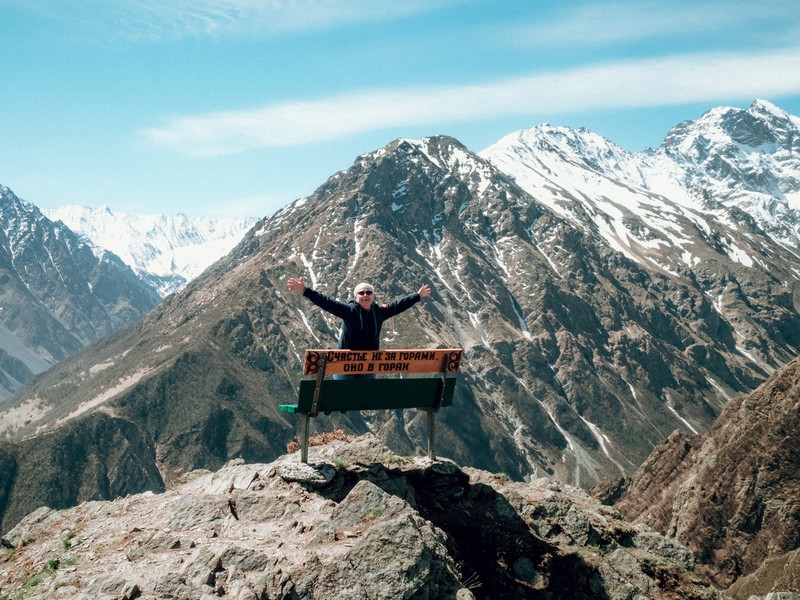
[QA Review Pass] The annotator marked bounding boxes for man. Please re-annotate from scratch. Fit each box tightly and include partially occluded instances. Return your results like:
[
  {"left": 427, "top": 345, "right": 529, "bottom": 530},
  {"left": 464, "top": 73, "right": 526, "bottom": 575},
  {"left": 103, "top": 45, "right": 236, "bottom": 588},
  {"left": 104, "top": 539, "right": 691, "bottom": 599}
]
[{"left": 287, "top": 277, "right": 431, "bottom": 351}]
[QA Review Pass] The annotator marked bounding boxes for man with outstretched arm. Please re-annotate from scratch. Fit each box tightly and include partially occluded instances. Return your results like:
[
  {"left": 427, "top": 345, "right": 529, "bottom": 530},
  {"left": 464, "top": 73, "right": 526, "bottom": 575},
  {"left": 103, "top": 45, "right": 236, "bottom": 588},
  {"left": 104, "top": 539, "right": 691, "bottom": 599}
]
[{"left": 286, "top": 278, "right": 431, "bottom": 352}]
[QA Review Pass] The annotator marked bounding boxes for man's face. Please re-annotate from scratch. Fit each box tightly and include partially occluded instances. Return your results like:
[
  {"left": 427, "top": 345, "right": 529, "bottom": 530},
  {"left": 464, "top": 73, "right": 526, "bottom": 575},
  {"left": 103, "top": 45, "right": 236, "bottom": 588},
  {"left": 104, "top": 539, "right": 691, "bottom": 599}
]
[{"left": 355, "top": 287, "right": 374, "bottom": 309}]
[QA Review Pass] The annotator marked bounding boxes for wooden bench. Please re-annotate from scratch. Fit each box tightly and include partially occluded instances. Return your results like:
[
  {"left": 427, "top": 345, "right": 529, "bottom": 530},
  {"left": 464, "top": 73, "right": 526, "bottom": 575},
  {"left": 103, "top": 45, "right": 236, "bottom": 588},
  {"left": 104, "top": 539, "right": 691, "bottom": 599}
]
[{"left": 279, "top": 348, "right": 463, "bottom": 463}]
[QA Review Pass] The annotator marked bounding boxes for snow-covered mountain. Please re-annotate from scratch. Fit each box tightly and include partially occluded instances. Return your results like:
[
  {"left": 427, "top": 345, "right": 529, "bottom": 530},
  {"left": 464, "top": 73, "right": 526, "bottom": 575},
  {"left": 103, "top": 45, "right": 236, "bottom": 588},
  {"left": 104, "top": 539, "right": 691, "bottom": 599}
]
[
  {"left": 481, "top": 99, "right": 800, "bottom": 270},
  {"left": 0, "top": 195, "right": 256, "bottom": 401},
  {"left": 43, "top": 206, "right": 257, "bottom": 297},
  {"left": 0, "top": 187, "right": 161, "bottom": 401},
  {"left": 481, "top": 99, "right": 800, "bottom": 376}
]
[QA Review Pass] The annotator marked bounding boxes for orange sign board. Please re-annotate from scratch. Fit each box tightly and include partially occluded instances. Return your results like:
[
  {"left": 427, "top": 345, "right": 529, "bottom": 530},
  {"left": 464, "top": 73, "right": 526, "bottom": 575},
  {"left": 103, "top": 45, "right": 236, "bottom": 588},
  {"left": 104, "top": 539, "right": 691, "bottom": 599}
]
[{"left": 304, "top": 348, "right": 462, "bottom": 376}]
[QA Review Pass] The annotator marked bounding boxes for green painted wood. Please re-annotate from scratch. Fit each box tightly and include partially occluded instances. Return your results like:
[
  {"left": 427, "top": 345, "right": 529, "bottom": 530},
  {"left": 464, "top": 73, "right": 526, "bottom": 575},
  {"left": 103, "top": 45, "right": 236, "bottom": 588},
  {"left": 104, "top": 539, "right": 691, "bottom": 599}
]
[{"left": 279, "top": 377, "right": 456, "bottom": 415}]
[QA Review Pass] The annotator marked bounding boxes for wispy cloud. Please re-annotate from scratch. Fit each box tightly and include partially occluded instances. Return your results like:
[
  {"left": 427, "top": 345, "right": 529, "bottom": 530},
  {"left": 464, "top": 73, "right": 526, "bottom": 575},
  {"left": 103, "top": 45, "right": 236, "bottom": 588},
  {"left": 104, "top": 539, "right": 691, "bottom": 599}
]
[
  {"left": 144, "top": 46, "right": 800, "bottom": 156},
  {"left": 507, "top": 0, "right": 800, "bottom": 47},
  {"left": 13, "top": 0, "right": 461, "bottom": 40}
]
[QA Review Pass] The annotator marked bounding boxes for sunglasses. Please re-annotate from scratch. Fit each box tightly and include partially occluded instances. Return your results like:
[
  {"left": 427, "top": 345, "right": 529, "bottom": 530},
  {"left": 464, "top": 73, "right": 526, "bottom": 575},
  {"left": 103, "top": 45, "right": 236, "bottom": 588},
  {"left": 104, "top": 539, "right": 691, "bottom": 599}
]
[{"left": 357, "top": 290, "right": 374, "bottom": 296}]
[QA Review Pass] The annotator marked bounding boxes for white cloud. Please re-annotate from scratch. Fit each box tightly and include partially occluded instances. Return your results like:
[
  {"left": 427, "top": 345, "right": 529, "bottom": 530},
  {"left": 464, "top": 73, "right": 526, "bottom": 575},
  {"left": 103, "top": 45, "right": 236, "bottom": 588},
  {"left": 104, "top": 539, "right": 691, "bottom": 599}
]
[{"left": 144, "top": 46, "right": 800, "bottom": 156}]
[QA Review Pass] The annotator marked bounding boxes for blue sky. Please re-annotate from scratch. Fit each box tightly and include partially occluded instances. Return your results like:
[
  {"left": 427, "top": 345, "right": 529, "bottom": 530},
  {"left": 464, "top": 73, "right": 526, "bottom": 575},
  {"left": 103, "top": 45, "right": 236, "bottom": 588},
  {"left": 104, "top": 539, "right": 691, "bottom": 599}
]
[{"left": 2, "top": 0, "right": 800, "bottom": 218}]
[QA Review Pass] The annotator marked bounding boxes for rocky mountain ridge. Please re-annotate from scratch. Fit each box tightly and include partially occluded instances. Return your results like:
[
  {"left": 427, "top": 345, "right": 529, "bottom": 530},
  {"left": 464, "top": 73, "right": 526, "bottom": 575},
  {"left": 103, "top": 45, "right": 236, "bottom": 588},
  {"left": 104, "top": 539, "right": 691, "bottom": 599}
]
[
  {"left": 0, "top": 434, "right": 726, "bottom": 600},
  {"left": 0, "top": 99, "right": 798, "bottom": 568},
  {"left": 0, "top": 189, "right": 255, "bottom": 402},
  {"left": 0, "top": 187, "right": 161, "bottom": 402},
  {"left": 597, "top": 356, "right": 800, "bottom": 592}
]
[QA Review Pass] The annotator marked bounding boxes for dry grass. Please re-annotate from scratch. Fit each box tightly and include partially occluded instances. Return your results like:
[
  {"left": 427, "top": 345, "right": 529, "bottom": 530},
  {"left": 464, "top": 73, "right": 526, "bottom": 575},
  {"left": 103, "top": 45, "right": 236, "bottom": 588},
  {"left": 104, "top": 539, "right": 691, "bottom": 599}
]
[{"left": 286, "top": 429, "right": 356, "bottom": 453}]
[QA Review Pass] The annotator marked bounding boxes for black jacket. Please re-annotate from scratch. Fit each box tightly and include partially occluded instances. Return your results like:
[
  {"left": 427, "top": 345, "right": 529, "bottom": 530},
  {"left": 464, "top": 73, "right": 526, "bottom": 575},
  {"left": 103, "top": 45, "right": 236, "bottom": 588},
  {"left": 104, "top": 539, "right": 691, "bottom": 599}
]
[{"left": 302, "top": 287, "right": 420, "bottom": 350}]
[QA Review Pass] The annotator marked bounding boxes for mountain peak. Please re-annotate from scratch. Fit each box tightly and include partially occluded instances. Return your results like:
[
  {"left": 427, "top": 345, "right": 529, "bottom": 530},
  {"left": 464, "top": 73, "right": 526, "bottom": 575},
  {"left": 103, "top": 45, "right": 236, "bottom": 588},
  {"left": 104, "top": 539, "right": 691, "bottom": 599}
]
[
  {"left": 749, "top": 97, "right": 800, "bottom": 125},
  {"left": 661, "top": 99, "right": 800, "bottom": 154},
  {"left": 382, "top": 135, "right": 480, "bottom": 172},
  {"left": 0, "top": 186, "right": 37, "bottom": 220},
  {"left": 652, "top": 100, "right": 800, "bottom": 218},
  {"left": 484, "top": 123, "right": 629, "bottom": 158},
  {"left": 480, "top": 123, "right": 636, "bottom": 189}
]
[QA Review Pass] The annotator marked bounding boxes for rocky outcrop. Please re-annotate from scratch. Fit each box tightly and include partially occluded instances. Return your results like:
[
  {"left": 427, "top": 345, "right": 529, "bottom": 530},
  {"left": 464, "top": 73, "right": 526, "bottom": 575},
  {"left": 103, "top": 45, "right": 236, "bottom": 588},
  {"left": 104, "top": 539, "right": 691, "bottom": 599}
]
[
  {"left": 603, "top": 357, "right": 800, "bottom": 593},
  {"left": 0, "top": 435, "right": 724, "bottom": 599}
]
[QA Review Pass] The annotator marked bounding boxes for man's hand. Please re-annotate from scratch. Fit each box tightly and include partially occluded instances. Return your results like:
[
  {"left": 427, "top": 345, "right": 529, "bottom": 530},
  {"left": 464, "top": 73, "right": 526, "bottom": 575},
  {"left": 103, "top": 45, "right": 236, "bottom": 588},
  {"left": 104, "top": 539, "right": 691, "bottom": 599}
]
[
  {"left": 288, "top": 277, "right": 306, "bottom": 293},
  {"left": 418, "top": 284, "right": 431, "bottom": 298}
]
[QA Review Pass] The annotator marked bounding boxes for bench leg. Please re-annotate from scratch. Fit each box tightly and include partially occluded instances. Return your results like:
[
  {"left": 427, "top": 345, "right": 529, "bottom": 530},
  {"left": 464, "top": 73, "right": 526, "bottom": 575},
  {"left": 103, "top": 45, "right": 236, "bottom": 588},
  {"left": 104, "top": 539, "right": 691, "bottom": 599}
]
[
  {"left": 427, "top": 410, "right": 436, "bottom": 460},
  {"left": 300, "top": 414, "right": 310, "bottom": 463}
]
